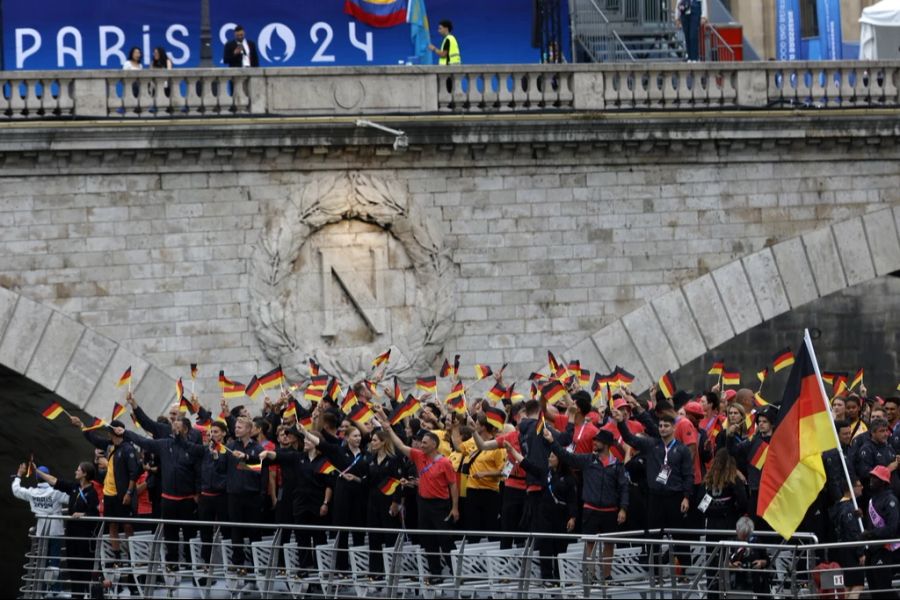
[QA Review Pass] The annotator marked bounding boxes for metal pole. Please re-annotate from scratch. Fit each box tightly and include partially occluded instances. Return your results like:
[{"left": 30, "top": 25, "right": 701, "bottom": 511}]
[{"left": 199, "top": 0, "right": 213, "bottom": 67}]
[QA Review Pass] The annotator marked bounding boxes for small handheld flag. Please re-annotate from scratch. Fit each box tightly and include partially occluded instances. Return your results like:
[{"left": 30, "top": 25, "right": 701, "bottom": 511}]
[
  {"left": 348, "top": 403, "right": 375, "bottom": 424},
  {"left": 614, "top": 367, "right": 635, "bottom": 387},
  {"left": 116, "top": 367, "right": 132, "bottom": 389},
  {"left": 111, "top": 402, "right": 126, "bottom": 421},
  {"left": 756, "top": 368, "right": 769, "bottom": 384},
  {"left": 708, "top": 360, "right": 725, "bottom": 376},
  {"left": 178, "top": 395, "right": 191, "bottom": 414},
  {"left": 318, "top": 460, "right": 337, "bottom": 475},
  {"left": 390, "top": 395, "right": 421, "bottom": 425},
  {"left": 657, "top": 371, "right": 676, "bottom": 399},
  {"left": 439, "top": 358, "right": 453, "bottom": 378},
  {"left": 42, "top": 402, "right": 65, "bottom": 421},
  {"left": 372, "top": 349, "right": 391, "bottom": 368},
  {"left": 308, "top": 358, "right": 320, "bottom": 376},
  {"left": 175, "top": 378, "right": 184, "bottom": 402},
  {"left": 218, "top": 370, "right": 237, "bottom": 389},
  {"left": 258, "top": 366, "right": 285, "bottom": 391},
  {"left": 722, "top": 371, "right": 741, "bottom": 386},
  {"left": 222, "top": 383, "right": 246, "bottom": 399},
  {"left": 541, "top": 380, "right": 566, "bottom": 405},
  {"left": 485, "top": 382, "right": 506, "bottom": 403},
  {"left": 474, "top": 364, "right": 493, "bottom": 380},
  {"left": 245, "top": 376, "right": 262, "bottom": 400},
  {"left": 772, "top": 348, "right": 794, "bottom": 373},
  {"left": 283, "top": 400, "right": 298, "bottom": 421},
  {"left": 341, "top": 389, "right": 358, "bottom": 413},
  {"left": 484, "top": 405, "right": 506, "bottom": 430},
  {"left": 750, "top": 441, "right": 769, "bottom": 470},
  {"left": 379, "top": 477, "right": 401, "bottom": 495},
  {"left": 81, "top": 417, "right": 107, "bottom": 432},
  {"left": 416, "top": 376, "right": 437, "bottom": 395},
  {"left": 190, "top": 363, "right": 198, "bottom": 380},
  {"left": 850, "top": 368, "right": 864, "bottom": 391}
]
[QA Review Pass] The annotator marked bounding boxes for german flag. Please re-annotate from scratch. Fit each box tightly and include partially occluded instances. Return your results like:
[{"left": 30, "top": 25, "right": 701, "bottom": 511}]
[
  {"left": 308, "top": 357, "right": 320, "bottom": 376},
  {"left": 298, "top": 413, "right": 314, "bottom": 430},
  {"left": 392, "top": 377, "right": 403, "bottom": 405},
  {"left": 190, "top": 363, "right": 198, "bottom": 380},
  {"left": 754, "top": 392, "right": 770, "bottom": 408},
  {"left": 194, "top": 418, "right": 211, "bottom": 432},
  {"left": 485, "top": 382, "right": 506, "bottom": 403},
  {"left": 547, "top": 351, "right": 560, "bottom": 374},
  {"left": 484, "top": 405, "right": 506, "bottom": 430},
  {"left": 416, "top": 375, "right": 437, "bottom": 394},
  {"left": 772, "top": 348, "right": 794, "bottom": 373},
  {"left": 474, "top": 364, "right": 493, "bottom": 380},
  {"left": 750, "top": 441, "right": 769, "bottom": 470},
  {"left": 528, "top": 372, "right": 547, "bottom": 382},
  {"left": 757, "top": 368, "right": 769, "bottom": 384},
  {"left": 305, "top": 387, "right": 324, "bottom": 403},
  {"left": 116, "top": 367, "right": 132, "bottom": 388},
  {"left": 505, "top": 383, "right": 524, "bottom": 403},
  {"left": 567, "top": 360, "right": 581, "bottom": 380},
  {"left": 258, "top": 366, "right": 285, "bottom": 390},
  {"left": 318, "top": 460, "right": 337, "bottom": 475},
  {"left": 833, "top": 378, "right": 850, "bottom": 397},
  {"left": 245, "top": 376, "right": 262, "bottom": 400},
  {"left": 578, "top": 368, "right": 591, "bottom": 387},
  {"left": 379, "top": 477, "right": 401, "bottom": 495},
  {"left": 348, "top": 403, "right": 375, "bottom": 424},
  {"left": 173, "top": 378, "right": 184, "bottom": 402},
  {"left": 178, "top": 396, "right": 191, "bottom": 414},
  {"left": 541, "top": 380, "right": 566, "bottom": 405},
  {"left": 111, "top": 403, "right": 126, "bottom": 421},
  {"left": 283, "top": 399, "right": 298, "bottom": 421},
  {"left": 215, "top": 411, "right": 228, "bottom": 426},
  {"left": 371, "top": 349, "right": 391, "bottom": 368},
  {"left": 757, "top": 332, "right": 837, "bottom": 538},
  {"left": 390, "top": 395, "right": 421, "bottom": 425},
  {"left": 445, "top": 381, "right": 465, "bottom": 404},
  {"left": 212, "top": 441, "right": 228, "bottom": 455},
  {"left": 240, "top": 462, "right": 262, "bottom": 473},
  {"left": 614, "top": 367, "right": 635, "bottom": 387},
  {"left": 554, "top": 364, "right": 572, "bottom": 383},
  {"left": 708, "top": 360, "right": 725, "bottom": 376},
  {"left": 222, "top": 383, "right": 246, "bottom": 399},
  {"left": 447, "top": 394, "right": 466, "bottom": 414},
  {"left": 535, "top": 412, "right": 546, "bottom": 435},
  {"left": 850, "top": 368, "right": 864, "bottom": 391},
  {"left": 130, "top": 412, "right": 143, "bottom": 430},
  {"left": 820, "top": 371, "right": 840, "bottom": 386},
  {"left": 341, "top": 389, "right": 358, "bottom": 413},
  {"left": 309, "top": 375, "right": 329, "bottom": 390},
  {"left": 708, "top": 415, "right": 724, "bottom": 438},
  {"left": 218, "top": 370, "right": 237, "bottom": 389},
  {"left": 42, "top": 402, "right": 65, "bottom": 420},
  {"left": 722, "top": 371, "right": 741, "bottom": 386},
  {"left": 82, "top": 417, "right": 107, "bottom": 432},
  {"left": 658, "top": 371, "right": 676, "bottom": 399},
  {"left": 591, "top": 372, "right": 604, "bottom": 397},
  {"left": 530, "top": 382, "right": 539, "bottom": 399},
  {"left": 439, "top": 358, "right": 453, "bottom": 378},
  {"left": 325, "top": 377, "right": 342, "bottom": 402}
]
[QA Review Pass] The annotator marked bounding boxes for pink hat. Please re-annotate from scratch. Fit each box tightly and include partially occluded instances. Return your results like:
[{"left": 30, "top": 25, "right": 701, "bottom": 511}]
[
  {"left": 870, "top": 465, "right": 892, "bottom": 483},
  {"left": 722, "top": 389, "right": 737, "bottom": 402},
  {"left": 613, "top": 398, "right": 629, "bottom": 410},
  {"left": 684, "top": 401, "right": 705, "bottom": 417}
]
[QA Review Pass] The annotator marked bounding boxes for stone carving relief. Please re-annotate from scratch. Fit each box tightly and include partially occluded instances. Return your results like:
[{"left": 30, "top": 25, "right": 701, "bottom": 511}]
[{"left": 249, "top": 172, "right": 456, "bottom": 385}]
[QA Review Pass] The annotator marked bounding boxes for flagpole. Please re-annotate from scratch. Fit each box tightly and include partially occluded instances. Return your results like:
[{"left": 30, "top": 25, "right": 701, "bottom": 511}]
[{"left": 804, "top": 328, "right": 864, "bottom": 528}]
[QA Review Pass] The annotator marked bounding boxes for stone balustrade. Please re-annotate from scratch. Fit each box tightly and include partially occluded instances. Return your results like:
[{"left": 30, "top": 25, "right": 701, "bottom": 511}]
[{"left": 0, "top": 61, "right": 897, "bottom": 119}]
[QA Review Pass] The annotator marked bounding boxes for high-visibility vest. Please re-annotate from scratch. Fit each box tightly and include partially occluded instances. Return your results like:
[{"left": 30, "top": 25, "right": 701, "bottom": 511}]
[{"left": 442, "top": 34, "right": 461, "bottom": 65}]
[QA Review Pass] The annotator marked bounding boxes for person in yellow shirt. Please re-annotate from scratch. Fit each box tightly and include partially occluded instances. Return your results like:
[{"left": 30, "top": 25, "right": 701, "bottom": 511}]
[
  {"left": 429, "top": 20, "right": 461, "bottom": 65},
  {"left": 452, "top": 414, "right": 505, "bottom": 537}
]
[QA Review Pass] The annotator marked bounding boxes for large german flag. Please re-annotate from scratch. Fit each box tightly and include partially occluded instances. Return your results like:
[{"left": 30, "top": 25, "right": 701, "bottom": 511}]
[{"left": 757, "top": 332, "right": 837, "bottom": 539}]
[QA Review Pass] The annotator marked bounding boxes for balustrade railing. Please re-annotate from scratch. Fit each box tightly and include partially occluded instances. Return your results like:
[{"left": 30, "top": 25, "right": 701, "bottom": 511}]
[{"left": 0, "top": 62, "right": 897, "bottom": 120}]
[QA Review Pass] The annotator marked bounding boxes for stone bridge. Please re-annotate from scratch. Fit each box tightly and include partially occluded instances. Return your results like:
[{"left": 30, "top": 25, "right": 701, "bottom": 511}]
[{"left": 0, "top": 62, "right": 898, "bottom": 421}]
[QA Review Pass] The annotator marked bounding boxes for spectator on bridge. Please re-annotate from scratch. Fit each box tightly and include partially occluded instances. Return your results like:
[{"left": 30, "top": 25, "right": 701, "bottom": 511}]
[
  {"left": 428, "top": 20, "right": 461, "bottom": 65},
  {"left": 675, "top": 0, "right": 707, "bottom": 63},
  {"left": 122, "top": 46, "right": 142, "bottom": 70},
  {"left": 13, "top": 463, "right": 68, "bottom": 591},
  {"left": 151, "top": 47, "right": 173, "bottom": 69},
  {"left": 860, "top": 465, "right": 899, "bottom": 598},
  {"left": 223, "top": 25, "right": 259, "bottom": 68}
]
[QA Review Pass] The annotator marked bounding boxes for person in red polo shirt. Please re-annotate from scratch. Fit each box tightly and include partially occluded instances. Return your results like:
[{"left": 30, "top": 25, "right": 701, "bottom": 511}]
[{"left": 375, "top": 407, "right": 459, "bottom": 582}]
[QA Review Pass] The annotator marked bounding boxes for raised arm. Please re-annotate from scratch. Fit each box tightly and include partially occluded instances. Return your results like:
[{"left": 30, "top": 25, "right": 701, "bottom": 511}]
[{"left": 372, "top": 407, "right": 411, "bottom": 457}]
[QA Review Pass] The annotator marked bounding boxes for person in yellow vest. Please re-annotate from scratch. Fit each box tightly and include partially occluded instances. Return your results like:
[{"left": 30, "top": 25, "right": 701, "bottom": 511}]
[{"left": 429, "top": 20, "right": 461, "bottom": 64}]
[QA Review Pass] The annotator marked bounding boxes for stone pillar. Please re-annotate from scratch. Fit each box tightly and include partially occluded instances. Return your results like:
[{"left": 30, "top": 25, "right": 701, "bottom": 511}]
[
  {"left": 73, "top": 78, "right": 108, "bottom": 118},
  {"left": 736, "top": 69, "right": 768, "bottom": 108}
]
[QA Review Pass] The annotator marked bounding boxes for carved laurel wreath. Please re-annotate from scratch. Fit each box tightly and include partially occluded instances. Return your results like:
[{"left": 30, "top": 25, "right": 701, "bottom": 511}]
[{"left": 248, "top": 172, "right": 457, "bottom": 384}]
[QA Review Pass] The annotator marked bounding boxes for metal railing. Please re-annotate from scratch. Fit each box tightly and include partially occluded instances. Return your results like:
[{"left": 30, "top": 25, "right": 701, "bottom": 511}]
[
  {"left": 19, "top": 514, "right": 900, "bottom": 599},
  {"left": 702, "top": 24, "right": 738, "bottom": 63},
  {"left": 572, "top": 0, "right": 638, "bottom": 63},
  {"left": 0, "top": 62, "right": 899, "bottom": 120}
]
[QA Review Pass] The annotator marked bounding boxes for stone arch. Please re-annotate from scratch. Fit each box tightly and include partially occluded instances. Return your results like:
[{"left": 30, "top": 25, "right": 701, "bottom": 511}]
[
  {"left": 0, "top": 286, "right": 174, "bottom": 421},
  {"left": 559, "top": 205, "right": 900, "bottom": 392}
]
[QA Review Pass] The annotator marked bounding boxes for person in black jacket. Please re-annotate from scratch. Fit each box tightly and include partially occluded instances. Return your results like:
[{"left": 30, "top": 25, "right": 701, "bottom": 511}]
[
  {"left": 614, "top": 396, "right": 693, "bottom": 570},
  {"left": 698, "top": 448, "right": 748, "bottom": 597},
  {"left": 34, "top": 461, "right": 101, "bottom": 597},
  {"left": 222, "top": 416, "right": 264, "bottom": 572},
  {"left": 197, "top": 421, "right": 230, "bottom": 567},
  {"left": 71, "top": 416, "right": 139, "bottom": 563},
  {"left": 115, "top": 419, "right": 204, "bottom": 569},
  {"left": 127, "top": 392, "right": 203, "bottom": 444},
  {"left": 223, "top": 25, "right": 259, "bottom": 67},
  {"left": 726, "top": 406, "right": 774, "bottom": 529},
  {"left": 363, "top": 429, "right": 405, "bottom": 575},
  {"left": 856, "top": 419, "right": 895, "bottom": 508},
  {"left": 547, "top": 427, "right": 628, "bottom": 582},
  {"left": 829, "top": 478, "right": 865, "bottom": 598},
  {"left": 861, "top": 465, "right": 899, "bottom": 598}
]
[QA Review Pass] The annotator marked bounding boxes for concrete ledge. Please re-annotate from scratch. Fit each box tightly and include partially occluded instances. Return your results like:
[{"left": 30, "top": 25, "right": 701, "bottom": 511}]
[
  {"left": 682, "top": 273, "right": 734, "bottom": 350},
  {"left": 25, "top": 312, "right": 85, "bottom": 392},
  {"left": 772, "top": 237, "right": 819, "bottom": 308},
  {"left": 651, "top": 289, "right": 707, "bottom": 365},
  {"left": 863, "top": 209, "right": 900, "bottom": 276},
  {"left": 0, "top": 296, "right": 52, "bottom": 375},
  {"left": 621, "top": 304, "right": 679, "bottom": 378},
  {"left": 833, "top": 217, "right": 876, "bottom": 286},
  {"left": 564, "top": 337, "right": 610, "bottom": 376},
  {"left": 742, "top": 248, "right": 791, "bottom": 321},
  {"left": 0, "top": 287, "right": 18, "bottom": 341},
  {"left": 84, "top": 346, "right": 152, "bottom": 426},
  {"left": 591, "top": 320, "right": 652, "bottom": 392},
  {"left": 135, "top": 366, "right": 178, "bottom": 420},
  {"left": 55, "top": 330, "right": 117, "bottom": 409},
  {"left": 803, "top": 228, "right": 847, "bottom": 297},
  {"left": 711, "top": 261, "right": 763, "bottom": 335}
]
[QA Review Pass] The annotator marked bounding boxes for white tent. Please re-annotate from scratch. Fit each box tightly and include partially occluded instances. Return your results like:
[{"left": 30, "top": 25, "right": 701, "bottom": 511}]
[{"left": 859, "top": 0, "right": 900, "bottom": 59}]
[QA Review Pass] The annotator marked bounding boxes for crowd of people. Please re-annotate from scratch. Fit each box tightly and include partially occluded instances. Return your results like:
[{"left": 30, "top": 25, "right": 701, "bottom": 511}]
[{"left": 13, "top": 360, "right": 900, "bottom": 597}]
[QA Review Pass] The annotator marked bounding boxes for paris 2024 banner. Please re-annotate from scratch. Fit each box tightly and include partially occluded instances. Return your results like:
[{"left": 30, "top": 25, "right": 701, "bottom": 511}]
[{"left": 2, "top": 0, "right": 551, "bottom": 70}]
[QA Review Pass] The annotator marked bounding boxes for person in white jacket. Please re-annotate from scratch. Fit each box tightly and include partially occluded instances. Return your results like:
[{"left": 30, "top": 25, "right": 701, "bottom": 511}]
[{"left": 12, "top": 462, "right": 69, "bottom": 591}]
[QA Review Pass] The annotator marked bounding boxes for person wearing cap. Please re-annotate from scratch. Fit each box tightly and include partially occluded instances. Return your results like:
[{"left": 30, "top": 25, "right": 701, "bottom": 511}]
[
  {"left": 600, "top": 396, "right": 646, "bottom": 461},
  {"left": 13, "top": 462, "right": 69, "bottom": 589},
  {"left": 680, "top": 400, "right": 707, "bottom": 484},
  {"left": 861, "top": 464, "right": 899, "bottom": 597},
  {"left": 114, "top": 417, "right": 205, "bottom": 570},
  {"left": 70, "top": 415, "right": 140, "bottom": 565},
  {"left": 854, "top": 417, "right": 896, "bottom": 508},
  {"left": 545, "top": 426, "right": 628, "bottom": 582}
]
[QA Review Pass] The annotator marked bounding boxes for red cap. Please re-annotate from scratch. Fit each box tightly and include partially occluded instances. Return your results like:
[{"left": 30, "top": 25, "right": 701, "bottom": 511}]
[
  {"left": 684, "top": 401, "right": 705, "bottom": 417},
  {"left": 613, "top": 398, "right": 629, "bottom": 410},
  {"left": 722, "top": 389, "right": 737, "bottom": 402},
  {"left": 870, "top": 465, "right": 892, "bottom": 483}
]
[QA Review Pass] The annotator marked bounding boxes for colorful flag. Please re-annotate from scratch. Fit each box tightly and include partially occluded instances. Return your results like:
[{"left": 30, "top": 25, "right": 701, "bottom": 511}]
[
  {"left": 485, "top": 382, "right": 506, "bottom": 403},
  {"left": 658, "top": 371, "right": 676, "bottom": 399},
  {"left": 116, "top": 366, "right": 132, "bottom": 388},
  {"left": 708, "top": 360, "right": 725, "bottom": 376},
  {"left": 42, "top": 402, "right": 65, "bottom": 420},
  {"left": 111, "top": 403, "right": 126, "bottom": 421},
  {"left": 541, "top": 380, "right": 566, "bottom": 404},
  {"left": 258, "top": 366, "right": 285, "bottom": 390},
  {"left": 178, "top": 396, "right": 191, "bottom": 414},
  {"left": 309, "top": 375, "right": 329, "bottom": 390},
  {"left": 439, "top": 358, "right": 453, "bottom": 378},
  {"left": 317, "top": 460, "right": 337, "bottom": 475},
  {"left": 305, "top": 387, "right": 324, "bottom": 403},
  {"left": 751, "top": 441, "right": 769, "bottom": 470},
  {"left": 190, "top": 363, "right": 198, "bottom": 380},
  {"left": 283, "top": 400, "right": 298, "bottom": 421},
  {"left": 390, "top": 395, "right": 421, "bottom": 425},
  {"left": 754, "top": 392, "right": 770, "bottom": 408},
  {"left": 130, "top": 412, "right": 143, "bottom": 430},
  {"left": 241, "top": 462, "right": 262, "bottom": 473},
  {"left": 578, "top": 369, "right": 591, "bottom": 387},
  {"left": 445, "top": 381, "right": 465, "bottom": 404},
  {"left": 547, "top": 351, "right": 560, "bottom": 374},
  {"left": 850, "top": 368, "right": 864, "bottom": 391},
  {"left": 757, "top": 368, "right": 769, "bottom": 384},
  {"left": 505, "top": 383, "right": 524, "bottom": 403},
  {"left": 474, "top": 364, "right": 493, "bottom": 380},
  {"left": 298, "top": 413, "right": 314, "bottom": 430},
  {"left": 535, "top": 412, "right": 546, "bottom": 435},
  {"left": 447, "top": 394, "right": 466, "bottom": 414},
  {"left": 222, "top": 383, "right": 246, "bottom": 399},
  {"left": 194, "top": 418, "right": 211, "bottom": 432},
  {"left": 81, "top": 417, "right": 107, "bottom": 432},
  {"left": 392, "top": 377, "right": 403, "bottom": 405},
  {"left": 175, "top": 378, "right": 184, "bottom": 402},
  {"left": 218, "top": 370, "right": 237, "bottom": 389},
  {"left": 213, "top": 441, "right": 228, "bottom": 455},
  {"left": 833, "top": 378, "right": 849, "bottom": 397},
  {"left": 215, "top": 410, "right": 228, "bottom": 426},
  {"left": 245, "top": 376, "right": 262, "bottom": 400},
  {"left": 772, "top": 348, "right": 795, "bottom": 373},
  {"left": 528, "top": 372, "right": 547, "bottom": 382},
  {"left": 341, "top": 389, "right": 358, "bottom": 413},
  {"left": 484, "top": 405, "right": 506, "bottom": 430},
  {"left": 453, "top": 355, "right": 460, "bottom": 377},
  {"left": 722, "top": 371, "right": 741, "bottom": 386},
  {"left": 567, "top": 360, "right": 582, "bottom": 380},
  {"left": 348, "top": 403, "right": 375, "bottom": 424},
  {"left": 344, "top": 0, "right": 407, "bottom": 28},
  {"left": 379, "top": 477, "right": 401, "bottom": 495},
  {"left": 372, "top": 349, "right": 391, "bottom": 368},
  {"left": 308, "top": 357, "right": 320, "bottom": 376},
  {"left": 416, "top": 376, "right": 437, "bottom": 395},
  {"left": 614, "top": 367, "right": 635, "bottom": 387},
  {"left": 757, "top": 332, "right": 837, "bottom": 538},
  {"left": 326, "top": 377, "right": 343, "bottom": 402},
  {"left": 407, "top": 0, "right": 433, "bottom": 64}
]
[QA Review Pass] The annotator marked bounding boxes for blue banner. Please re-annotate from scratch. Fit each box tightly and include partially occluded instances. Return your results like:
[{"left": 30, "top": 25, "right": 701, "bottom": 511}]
[
  {"left": 209, "top": 0, "right": 542, "bottom": 66},
  {"left": 775, "top": 0, "right": 801, "bottom": 60},
  {"left": 816, "top": 0, "right": 842, "bottom": 60},
  {"left": 2, "top": 0, "right": 201, "bottom": 70}
]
